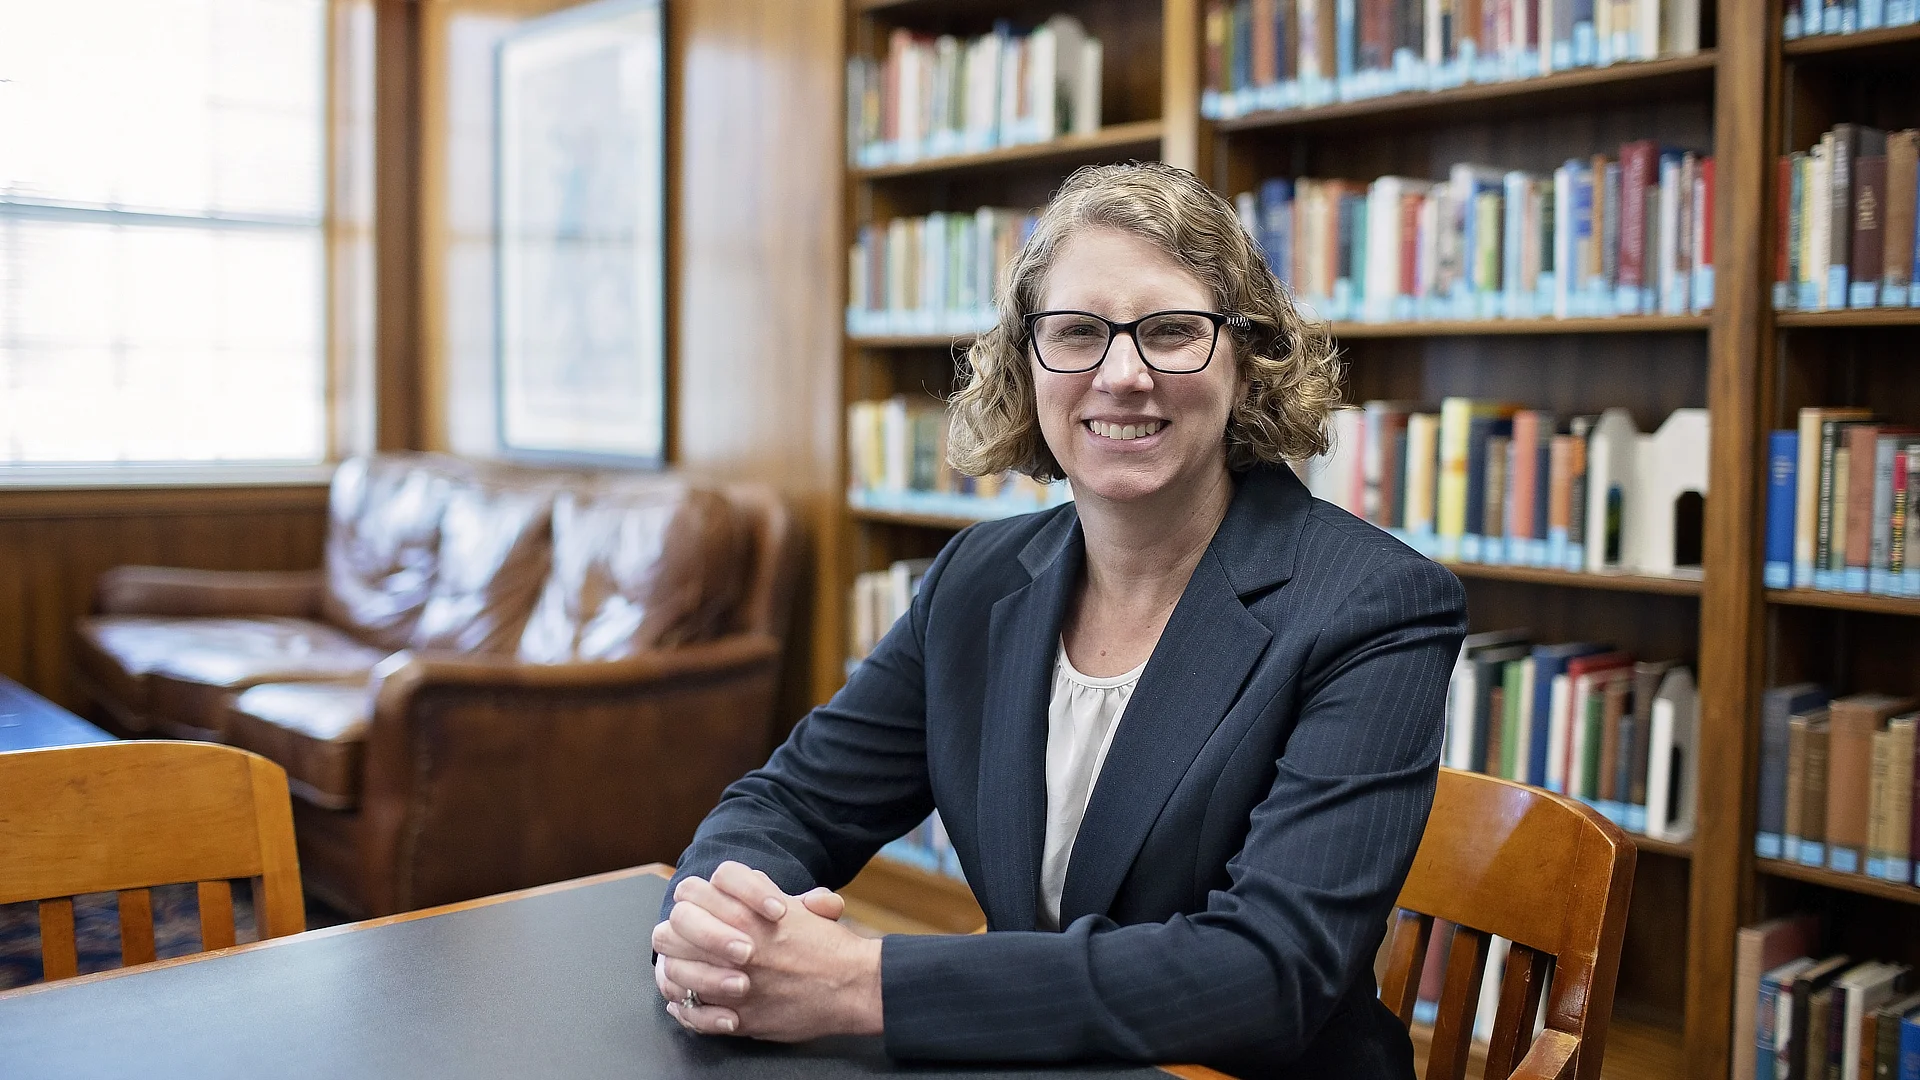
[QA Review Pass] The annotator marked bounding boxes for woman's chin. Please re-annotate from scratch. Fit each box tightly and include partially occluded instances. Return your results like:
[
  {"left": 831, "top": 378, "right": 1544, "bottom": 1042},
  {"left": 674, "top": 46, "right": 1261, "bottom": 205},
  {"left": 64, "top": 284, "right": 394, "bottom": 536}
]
[{"left": 1064, "top": 466, "right": 1175, "bottom": 506}]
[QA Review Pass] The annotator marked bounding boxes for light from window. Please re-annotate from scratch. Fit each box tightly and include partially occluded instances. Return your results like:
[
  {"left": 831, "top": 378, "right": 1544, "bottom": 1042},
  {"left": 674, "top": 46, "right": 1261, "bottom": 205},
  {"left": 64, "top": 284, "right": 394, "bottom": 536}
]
[{"left": 0, "top": 0, "right": 329, "bottom": 467}]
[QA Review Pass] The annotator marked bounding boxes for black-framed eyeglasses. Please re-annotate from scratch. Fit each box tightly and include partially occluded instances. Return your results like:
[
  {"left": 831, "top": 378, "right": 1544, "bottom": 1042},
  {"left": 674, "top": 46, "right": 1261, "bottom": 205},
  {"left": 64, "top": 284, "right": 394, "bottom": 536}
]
[{"left": 1022, "top": 309, "right": 1250, "bottom": 374}]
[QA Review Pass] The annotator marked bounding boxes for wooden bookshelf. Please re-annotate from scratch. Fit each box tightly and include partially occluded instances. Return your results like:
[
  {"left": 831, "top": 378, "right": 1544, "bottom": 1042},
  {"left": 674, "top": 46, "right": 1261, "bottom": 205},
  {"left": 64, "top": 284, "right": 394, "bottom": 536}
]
[
  {"left": 1218, "top": 51, "right": 1717, "bottom": 136},
  {"left": 1755, "top": 859, "right": 1920, "bottom": 906},
  {"left": 1766, "top": 588, "right": 1920, "bottom": 617},
  {"left": 853, "top": 120, "right": 1165, "bottom": 182},
  {"left": 1781, "top": 22, "right": 1920, "bottom": 58},
  {"left": 1331, "top": 315, "right": 1711, "bottom": 338},
  {"left": 824, "top": 0, "right": 1885, "bottom": 1076},
  {"left": 1442, "top": 561, "right": 1705, "bottom": 596},
  {"left": 1632, "top": 834, "right": 1695, "bottom": 860},
  {"left": 1773, "top": 308, "right": 1920, "bottom": 329}
]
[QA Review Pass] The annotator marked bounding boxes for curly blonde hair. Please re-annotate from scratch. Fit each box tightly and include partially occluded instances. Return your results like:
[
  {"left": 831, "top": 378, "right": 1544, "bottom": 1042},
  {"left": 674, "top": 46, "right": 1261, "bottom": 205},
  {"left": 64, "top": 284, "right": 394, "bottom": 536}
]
[{"left": 946, "top": 161, "right": 1341, "bottom": 483}]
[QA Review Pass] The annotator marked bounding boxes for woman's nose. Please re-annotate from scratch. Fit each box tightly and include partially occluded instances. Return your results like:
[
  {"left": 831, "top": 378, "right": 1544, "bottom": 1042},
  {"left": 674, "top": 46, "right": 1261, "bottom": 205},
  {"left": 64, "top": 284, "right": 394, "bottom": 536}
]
[{"left": 1094, "top": 332, "right": 1154, "bottom": 392}]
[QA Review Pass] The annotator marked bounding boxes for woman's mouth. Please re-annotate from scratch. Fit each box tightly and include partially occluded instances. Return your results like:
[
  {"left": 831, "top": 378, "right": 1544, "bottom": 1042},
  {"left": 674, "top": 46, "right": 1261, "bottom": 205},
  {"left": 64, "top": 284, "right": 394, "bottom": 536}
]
[{"left": 1085, "top": 419, "right": 1165, "bottom": 441}]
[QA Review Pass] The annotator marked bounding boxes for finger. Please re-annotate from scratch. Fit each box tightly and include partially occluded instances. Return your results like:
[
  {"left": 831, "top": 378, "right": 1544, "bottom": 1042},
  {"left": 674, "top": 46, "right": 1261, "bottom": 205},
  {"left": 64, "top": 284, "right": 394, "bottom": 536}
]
[
  {"left": 800, "top": 886, "right": 846, "bottom": 921},
  {"left": 666, "top": 1000, "right": 741, "bottom": 1036},
  {"left": 674, "top": 874, "right": 770, "bottom": 933},
  {"left": 669, "top": 899, "right": 759, "bottom": 965},
  {"left": 710, "top": 860, "right": 791, "bottom": 920},
  {"left": 652, "top": 918, "right": 741, "bottom": 969},
  {"left": 660, "top": 955, "right": 751, "bottom": 1005}
]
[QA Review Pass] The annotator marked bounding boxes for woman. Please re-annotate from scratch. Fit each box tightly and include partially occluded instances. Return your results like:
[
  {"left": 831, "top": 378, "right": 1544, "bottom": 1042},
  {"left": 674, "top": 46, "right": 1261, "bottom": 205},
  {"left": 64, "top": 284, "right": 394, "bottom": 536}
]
[{"left": 650, "top": 161, "right": 1467, "bottom": 1079}]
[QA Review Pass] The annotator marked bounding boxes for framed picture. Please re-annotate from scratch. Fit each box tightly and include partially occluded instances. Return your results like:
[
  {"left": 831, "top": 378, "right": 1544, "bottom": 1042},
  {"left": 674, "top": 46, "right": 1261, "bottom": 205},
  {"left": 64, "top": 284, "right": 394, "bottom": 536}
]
[{"left": 495, "top": 0, "right": 665, "bottom": 465}]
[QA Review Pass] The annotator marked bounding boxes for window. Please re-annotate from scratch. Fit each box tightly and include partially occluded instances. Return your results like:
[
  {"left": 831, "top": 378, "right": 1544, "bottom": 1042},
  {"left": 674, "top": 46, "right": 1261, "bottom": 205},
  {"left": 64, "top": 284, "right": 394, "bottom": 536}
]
[{"left": 0, "top": 0, "right": 329, "bottom": 467}]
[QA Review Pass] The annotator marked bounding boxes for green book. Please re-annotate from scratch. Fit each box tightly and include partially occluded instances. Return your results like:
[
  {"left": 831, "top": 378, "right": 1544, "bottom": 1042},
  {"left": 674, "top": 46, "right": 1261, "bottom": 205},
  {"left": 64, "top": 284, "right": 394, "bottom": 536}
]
[{"left": 1503, "top": 658, "right": 1530, "bottom": 780}]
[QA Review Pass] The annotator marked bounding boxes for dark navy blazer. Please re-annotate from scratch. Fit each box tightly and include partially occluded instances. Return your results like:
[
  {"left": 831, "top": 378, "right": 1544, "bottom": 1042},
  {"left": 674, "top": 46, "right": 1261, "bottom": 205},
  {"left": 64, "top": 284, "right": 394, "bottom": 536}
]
[{"left": 664, "top": 464, "right": 1467, "bottom": 1078}]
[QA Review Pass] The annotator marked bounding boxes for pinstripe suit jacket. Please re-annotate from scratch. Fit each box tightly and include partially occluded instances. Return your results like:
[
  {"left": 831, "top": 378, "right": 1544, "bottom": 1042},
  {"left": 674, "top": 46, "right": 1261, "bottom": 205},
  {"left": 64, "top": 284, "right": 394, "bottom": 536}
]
[{"left": 664, "top": 463, "right": 1467, "bottom": 1078}]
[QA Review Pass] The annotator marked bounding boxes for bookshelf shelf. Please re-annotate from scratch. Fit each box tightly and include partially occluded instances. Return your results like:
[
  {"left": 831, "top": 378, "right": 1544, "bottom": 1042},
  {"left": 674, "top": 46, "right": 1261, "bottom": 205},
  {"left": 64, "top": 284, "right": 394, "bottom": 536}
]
[
  {"left": 1331, "top": 315, "right": 1711, "bottom": 339},
  {"left": 1217, "top": 52, "right": 1718, "bottom": 136},
  {"left": 1782, "top": 23, "right": 1920, "bottom": 59},
  {"left": 1443, "top": 560, "right": 1705, "bottom": 596},
  {"left": 1633, "top": 834, "right": 1695, "bottom": 859},
  {"left": 849, "top": 332, "right": 978, "bottom": 349},
  {"left": 1772, "top": 308, "right": 1920, "bottom": 329},
  {"left": 852, "top": 120, "right": 1165, "bottom": 183},
  {"left": 1765, "top": 588, "right": 1920, "bottom": 617},
  {"left": 1755, "top": 858, "right": 1920, "bottom": 906}
]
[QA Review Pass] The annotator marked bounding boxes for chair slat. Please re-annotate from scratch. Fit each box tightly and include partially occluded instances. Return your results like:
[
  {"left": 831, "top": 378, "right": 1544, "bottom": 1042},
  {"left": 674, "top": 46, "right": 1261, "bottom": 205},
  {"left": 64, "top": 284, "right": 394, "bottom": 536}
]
[
  {"left": 1380, "top": 908, "right": 1434, "bottom": 1025},
  {"left": 1423, "top": 924, "right": 1492, "bottom": 1080},
  {"left": 38, "top": 897, "right": 78, "bottom": 981},
  {"left": 198, "top": 880, "right": 237, "bottom": 951},
  {"left": 1485, "top": 943, "right": 1553, "bottom": 1080},
  {"left": 117, "top": 888, "right": 157, "bottom": 966}
]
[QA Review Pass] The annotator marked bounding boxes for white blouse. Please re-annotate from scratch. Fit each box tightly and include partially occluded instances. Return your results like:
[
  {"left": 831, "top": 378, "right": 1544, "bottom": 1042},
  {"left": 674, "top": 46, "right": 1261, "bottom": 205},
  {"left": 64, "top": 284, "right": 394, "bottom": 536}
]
[{"left": 1039, "top": 640, "right": 1147, "bottom": 931}]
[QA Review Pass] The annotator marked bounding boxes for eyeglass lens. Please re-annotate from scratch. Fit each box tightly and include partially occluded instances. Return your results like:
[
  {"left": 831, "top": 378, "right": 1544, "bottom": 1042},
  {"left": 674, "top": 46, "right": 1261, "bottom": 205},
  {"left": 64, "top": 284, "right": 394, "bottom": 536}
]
[{"left": 1031, "top": 312, "right": 1219, "bottom": 373}]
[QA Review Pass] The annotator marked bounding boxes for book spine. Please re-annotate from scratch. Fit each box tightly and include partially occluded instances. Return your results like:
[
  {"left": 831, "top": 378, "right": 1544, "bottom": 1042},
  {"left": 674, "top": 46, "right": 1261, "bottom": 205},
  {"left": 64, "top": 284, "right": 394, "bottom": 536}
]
[
  {"left": 1778, "top": 155, "right": 1795, "bottom": 309},
  {"left": 1695, "top": 155, "right": 1715, "bottom": 312},
  {"left": 1802, "top": 719, "right": 1829, "bottom": 865},
  {"left": 1886, "top": 131, "right": 1917, "bottom": 306},
  {"left": 1873, "top": 436, "right": 1900, "bottom": 594},
  {"left": 1818, "top": 419, "right": 1843, "bottom": 590},
  {"left": 1846, "top": 426, "right": 1880, "bottom": 592},
  {"left": 1853, "top": 155, "right": 1888, "bottom": 308},
  {"left": 1827, "top": 703, "right": 1871, "bottom": 873},
  {"left": 1768, "top": 430, "right": 1800, "bottom": 588},
  {"left": 1831, "top": 127, "right": 1856, "bottom": 307},
  {"left": 1617, "top": 141, "right": 1652, "bottom": 313}
]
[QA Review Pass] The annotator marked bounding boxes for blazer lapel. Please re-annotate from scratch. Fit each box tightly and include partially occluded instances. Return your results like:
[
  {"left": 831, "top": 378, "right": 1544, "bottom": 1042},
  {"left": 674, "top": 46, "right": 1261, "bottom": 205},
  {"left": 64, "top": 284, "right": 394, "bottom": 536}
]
[
  {"left": 974, "top": 509, "right": 1083, "bottom": 932},
  {"left": 1055, "top": 466, "right": 1308, "bottom": 924}
]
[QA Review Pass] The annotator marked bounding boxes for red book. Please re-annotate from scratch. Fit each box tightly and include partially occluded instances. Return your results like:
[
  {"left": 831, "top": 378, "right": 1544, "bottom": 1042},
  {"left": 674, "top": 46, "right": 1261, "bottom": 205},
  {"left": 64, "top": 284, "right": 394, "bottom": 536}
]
[
  {"left": 1506, "top": 411, "right": 1545, "bottom": 551},
  {"left": 1361, "top": 0, "right": 1395, "bottom": 71},
  {"left": 1695, "top": 155, "right": 1715, "bottom": 311},
  {"left": 1618, "top": 140, "right": 1658, "bottom": 309},
  {"left": 1399, "top": 192, "right": 1422, "bottom": 299},
  {"left": 1845, "top": 425, "right": 1883, "bottom": 582},
  {"left": 1205, "top": 2, "right": 1229, "bottom": 96},
  {"left": 1252, "top": 0, "right": 1278, "bottom": 86}
]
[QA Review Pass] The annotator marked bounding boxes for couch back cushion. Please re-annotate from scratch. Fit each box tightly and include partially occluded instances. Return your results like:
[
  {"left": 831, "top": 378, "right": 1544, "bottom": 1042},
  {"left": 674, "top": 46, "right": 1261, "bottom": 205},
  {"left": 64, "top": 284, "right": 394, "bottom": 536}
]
[
  {"left": 517, "top": 482, "right": 747, "bottom": 664},
  {"left": 321, "top": 456, "right": 463, "bottom": 649},
  {"left": 409, "top": 479, "right": 555, "bottom": 655}
]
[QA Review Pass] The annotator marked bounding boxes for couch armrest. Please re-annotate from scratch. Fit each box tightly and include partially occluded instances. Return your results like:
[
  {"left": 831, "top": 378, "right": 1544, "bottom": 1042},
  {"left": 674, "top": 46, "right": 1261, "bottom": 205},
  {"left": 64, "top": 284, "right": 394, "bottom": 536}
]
[
  {"left": 355, "top": 633, "right": 784, "bottom": 915},
  {"left": 96, "top": 566, "right": 325, "bottom": 619},
  {"left": 1506, "top": 1030, "right": 1579, "bottom": 1080}
]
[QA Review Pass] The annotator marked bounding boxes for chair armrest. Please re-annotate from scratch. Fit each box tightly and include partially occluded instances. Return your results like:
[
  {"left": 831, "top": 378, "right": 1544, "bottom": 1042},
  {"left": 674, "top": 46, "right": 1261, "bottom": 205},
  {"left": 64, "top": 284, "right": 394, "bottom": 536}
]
[
  {"left": 1506, "top": 1030, "right": 1579, "bottom": 1080},
  {"left": 96, "top": 566, "right": 325, "bottom": 618},
  {"left": 354, "top": 633, "right": 786, "bottom": 915}
]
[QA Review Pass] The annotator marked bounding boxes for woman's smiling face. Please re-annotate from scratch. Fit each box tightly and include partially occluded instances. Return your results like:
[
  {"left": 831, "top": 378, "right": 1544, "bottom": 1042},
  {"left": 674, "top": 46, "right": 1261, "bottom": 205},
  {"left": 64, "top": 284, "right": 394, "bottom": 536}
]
[{"left": 1031, "top": 226, "right": 1243, "bottom": 506}]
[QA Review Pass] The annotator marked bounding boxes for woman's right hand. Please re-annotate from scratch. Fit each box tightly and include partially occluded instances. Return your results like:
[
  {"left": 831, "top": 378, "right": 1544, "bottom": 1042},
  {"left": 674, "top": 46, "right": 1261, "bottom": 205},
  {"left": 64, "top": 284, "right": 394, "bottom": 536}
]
[{"left": 652, "top": 868, "right": 848, "bottom": 1036}]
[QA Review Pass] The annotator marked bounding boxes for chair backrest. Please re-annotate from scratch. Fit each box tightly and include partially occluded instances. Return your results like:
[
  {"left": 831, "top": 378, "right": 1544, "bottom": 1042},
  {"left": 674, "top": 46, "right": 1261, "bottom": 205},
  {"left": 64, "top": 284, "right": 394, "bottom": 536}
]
[
  {"left": 0, "top": 741, "right": 305, "bottom": 982},
  {"left": 1381, "top": 768, "right": 1637, "bottom": 1080}
]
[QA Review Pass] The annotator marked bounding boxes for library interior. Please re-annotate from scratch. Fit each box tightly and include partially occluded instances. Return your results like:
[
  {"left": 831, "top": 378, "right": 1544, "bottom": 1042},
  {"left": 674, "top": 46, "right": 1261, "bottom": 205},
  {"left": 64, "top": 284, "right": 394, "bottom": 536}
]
[{"left": 2, "top": 0, "right": 1920, "bottom": 1078}]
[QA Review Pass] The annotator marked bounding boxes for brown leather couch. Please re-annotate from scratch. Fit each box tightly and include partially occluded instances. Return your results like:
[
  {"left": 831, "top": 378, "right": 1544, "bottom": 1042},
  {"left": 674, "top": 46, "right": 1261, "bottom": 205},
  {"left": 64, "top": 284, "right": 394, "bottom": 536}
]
[{"left": 73, "top": 454, "right": 796, "bottom": 917}]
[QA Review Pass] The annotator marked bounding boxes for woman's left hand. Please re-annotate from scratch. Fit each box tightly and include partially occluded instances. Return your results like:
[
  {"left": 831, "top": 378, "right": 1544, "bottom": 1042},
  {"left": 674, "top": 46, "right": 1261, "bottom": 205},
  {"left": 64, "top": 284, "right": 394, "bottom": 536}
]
[{"left": 652, "top": 861, "right": 884, "bottom": 1042}]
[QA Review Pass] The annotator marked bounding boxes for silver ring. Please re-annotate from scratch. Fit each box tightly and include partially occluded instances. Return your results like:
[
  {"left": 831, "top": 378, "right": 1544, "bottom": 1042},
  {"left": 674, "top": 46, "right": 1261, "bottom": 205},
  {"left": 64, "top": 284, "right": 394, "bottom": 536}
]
[{"left": 682, "top": 988, "right": 701, "bottom": 1010}]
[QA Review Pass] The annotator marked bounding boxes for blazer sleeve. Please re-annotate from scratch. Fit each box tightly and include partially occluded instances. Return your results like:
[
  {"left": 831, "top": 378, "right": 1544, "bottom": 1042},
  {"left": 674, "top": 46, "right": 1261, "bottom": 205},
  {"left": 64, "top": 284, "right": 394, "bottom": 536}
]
[
  {"left": 659, "top": 526, "right": 971, "bottom": 923},
  {"left": 880, "top": 553, "right": 1467, "bottom": 1067}
]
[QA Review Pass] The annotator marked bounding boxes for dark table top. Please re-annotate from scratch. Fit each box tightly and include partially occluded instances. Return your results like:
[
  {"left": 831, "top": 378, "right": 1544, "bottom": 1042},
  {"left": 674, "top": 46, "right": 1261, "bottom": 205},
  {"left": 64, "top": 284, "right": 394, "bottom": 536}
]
[
  {"left": 0, "top": 676, "right": 114, "bottom": 753},
  {"left": 0, "top": 867, "right": 1192, "bottom": 1080}
]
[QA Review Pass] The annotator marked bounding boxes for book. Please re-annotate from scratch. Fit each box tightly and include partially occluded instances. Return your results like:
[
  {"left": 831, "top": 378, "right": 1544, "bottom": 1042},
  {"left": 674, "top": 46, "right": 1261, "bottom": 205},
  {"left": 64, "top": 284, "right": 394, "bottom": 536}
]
[
  {"left": 1554, "top": 650, "right": 1631, "bottom": 796},
  {"left": 1829, "top": 694, "right": 1920, "bottom": 874},
  {"left": 1789, "top": 708, "right": 1832, "bottom": 865},
  {"left": 1853, "top": 154, "right": 1889, "bottom": 308},
  {"left": 1738, "top": 915, "right": 1822, "bottom": 1080},
  {"left": 1446, "top": 629, "right": 1532, "bottom": 770},
  {"left": 1623, "top": 658, "right": 1676, "bottom": 832},
  {"left": 1528, "top": 642, "right": 1610, "bottom": 787},
  {"left": 1840, "top": 963, "right": 1911, "bottom": 1080},
  {"left": 1872, "top": 990, "right": 1920, "bottom": 1079},
  {"left": 1872, "top": 713, "right": 1918, "bottom": 882},
  {"left": 1847, "top": 424, "right": 1886, "bottom": 592},
  {"left": 1791, "top": 956, "right": 1856, "bottom": 1080},
  {"left": 1768, "top": 430, "right": 1801, "bottom": 588},
  {"left": 1760, "top": 684, "right": 1833, "bottom": 859},
  {"left": 1886, "top": 131, "right": 1917, "bottom": 308},
  {"left": 1767, "top": 956, "right": 1821, "bottom": 1080}
]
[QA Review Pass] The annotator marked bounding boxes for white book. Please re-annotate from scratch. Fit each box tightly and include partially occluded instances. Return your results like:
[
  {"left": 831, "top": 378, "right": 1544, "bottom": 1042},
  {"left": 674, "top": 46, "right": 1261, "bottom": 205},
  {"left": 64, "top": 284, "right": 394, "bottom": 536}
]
[
  {"left": 1502, "top": 171, "right": 1534, "bottom": 319},
  {"left": 1838, "top": 962, "right": 1908, "bottom": 1080},
  {"left": 1809, "top": 141, "right": 1831, "bottom": 310},
  {"left": 1634, "top": 0, "right": 1660, "bottom": 57},
  {"left": 898, "top": 39, "right": 925, "bottom": 155},
  {"left": 1657, "top": 154, "right": 1684, "bottom": 315},
  {"left": 1424, "top": 0, "right": 1444, "bottom": 66},
  {"left": 1446, "top": 657, "right": 1477, "bottom": 769},
  {"left": 1553, "top": 162, "right": 1576, "bottom": 318},
  {"left": 1074, "top": 38, "right": 1103, "bottom": 135},
  {"left": 1646, "top": 667, "right": 1698, "bottom": 841},
  {"left": 1584, "top": 408, "right": 1640, "bottom": 572},
  {"left": 997, "top": 37, "right": 1024, "bottom": 147},
  {"left": 966, "top": 35, "right": 1002, "bottom": 150},
  {"left": 1547, "top": 672, "right": 1574, "bottom": 794},
  {"left": 1473, "top": 936, "right": 1513, "bottom": 1042},
  {"left": 1365, "top": 179, "right": 1430, "bottom": 322},
  {"left": 923, "top": 212, "right": 948, "bottom": 319},
  {"left": 1024, "top": 23, "right": 1058, "bottom": 144},
  {"left": 1664, "top": 0, "right": 1701, "bottom": 56}
]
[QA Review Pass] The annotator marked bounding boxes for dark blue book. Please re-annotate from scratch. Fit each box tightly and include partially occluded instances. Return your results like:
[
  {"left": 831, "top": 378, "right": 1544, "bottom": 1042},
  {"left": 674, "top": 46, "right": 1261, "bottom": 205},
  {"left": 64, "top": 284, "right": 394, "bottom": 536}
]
[
  {"left": 1767, "top": 430, "right": 1799, "bottom": 588},
  {"left": 1901, "top": 1010, "right": 1920, "bottom": 1080},
  {"left": 1258, "top": 178, "right": 1294, "bottom": 280},
  {"left": 1463, "top": 415, "right": 1515, "bottom": 562},
  {"left": 1528, "top": 642, "right": 1610, "bottom": 787},
  {"left": 1757, "top": 684, "right": 1830, "bottom": 860}
]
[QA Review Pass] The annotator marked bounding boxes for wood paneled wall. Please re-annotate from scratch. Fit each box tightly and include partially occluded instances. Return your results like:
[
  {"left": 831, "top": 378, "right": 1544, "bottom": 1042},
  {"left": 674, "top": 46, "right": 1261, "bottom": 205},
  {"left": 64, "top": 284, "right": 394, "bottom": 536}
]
[{"left": 0, "top": 487, "right": 330, "bottom": 712}]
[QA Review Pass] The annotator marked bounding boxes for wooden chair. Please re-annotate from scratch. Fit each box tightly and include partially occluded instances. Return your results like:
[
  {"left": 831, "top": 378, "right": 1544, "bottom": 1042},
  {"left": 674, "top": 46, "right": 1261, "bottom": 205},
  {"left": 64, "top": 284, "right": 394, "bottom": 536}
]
[
  {"left": 0, "top": 740, "right": 305, "bottom": 982},
  {"left": 1380, "top": 768, "right": 1637, "bottom": 1080}
]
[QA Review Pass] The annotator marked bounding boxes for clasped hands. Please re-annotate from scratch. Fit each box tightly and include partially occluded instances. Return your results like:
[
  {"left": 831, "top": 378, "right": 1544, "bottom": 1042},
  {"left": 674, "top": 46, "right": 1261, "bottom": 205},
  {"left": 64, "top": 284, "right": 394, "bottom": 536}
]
[{"left": 651, "top": 861, "right": 884, "bottom": 1042}]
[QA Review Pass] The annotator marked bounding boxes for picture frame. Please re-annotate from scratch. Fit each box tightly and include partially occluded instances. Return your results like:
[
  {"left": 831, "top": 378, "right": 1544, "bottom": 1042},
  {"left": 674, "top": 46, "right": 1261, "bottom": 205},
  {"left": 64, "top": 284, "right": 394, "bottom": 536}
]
[{"left": 494, "top": 0, "right": 665, "bottom": 465}]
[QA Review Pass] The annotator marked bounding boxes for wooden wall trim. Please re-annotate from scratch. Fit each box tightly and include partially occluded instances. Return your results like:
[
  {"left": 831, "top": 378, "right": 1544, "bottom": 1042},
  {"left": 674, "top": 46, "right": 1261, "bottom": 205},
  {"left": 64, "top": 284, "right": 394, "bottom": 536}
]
[
  {"left": 376, "top": 0, "right": 425, "bottom": 452},
  {"left": 0, "top": 485, "right": 332, "bottom": 522}
]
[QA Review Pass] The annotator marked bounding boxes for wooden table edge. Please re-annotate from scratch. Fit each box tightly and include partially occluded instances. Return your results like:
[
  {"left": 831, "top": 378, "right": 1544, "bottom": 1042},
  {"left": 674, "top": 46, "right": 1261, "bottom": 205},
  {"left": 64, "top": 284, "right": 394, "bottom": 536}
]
[
  {"left": 0, "top": 863, "right": 675, "bottom": 1002},
  {"left": 0, "top": 861, "right": 1234, "bottom": 1077}
]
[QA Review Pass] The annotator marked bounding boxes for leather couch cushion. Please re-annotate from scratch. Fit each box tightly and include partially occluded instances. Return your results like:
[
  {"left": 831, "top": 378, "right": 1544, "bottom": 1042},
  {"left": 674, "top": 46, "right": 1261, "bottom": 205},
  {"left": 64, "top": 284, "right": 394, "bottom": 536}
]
[
  {"left": 517, "top": 483, "right": 747, "bottom": 663},
  {"left": 409, "top": 480, "right": 554, "bottom": 655},
  {"left": 321, "top": 456, "right": 464, "bottom": 649},
  {"left": 74, "top": 616, "right": 381, "bottom": 733},
  {"left": 228, "top": 683, "right": 371, "bottom": 810},
  {"left": 137, "top": 617, "right": 386, "bottom": 740}
]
